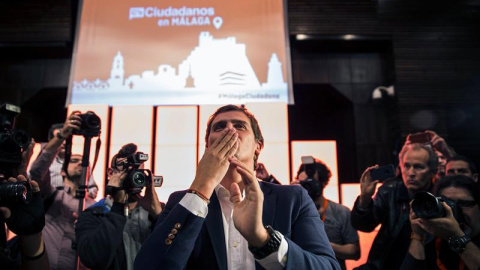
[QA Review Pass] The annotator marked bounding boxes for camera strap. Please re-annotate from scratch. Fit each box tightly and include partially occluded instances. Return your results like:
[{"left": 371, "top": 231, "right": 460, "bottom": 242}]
[{"left": 90, "top": 138, "right": 102, "bottom": 173}]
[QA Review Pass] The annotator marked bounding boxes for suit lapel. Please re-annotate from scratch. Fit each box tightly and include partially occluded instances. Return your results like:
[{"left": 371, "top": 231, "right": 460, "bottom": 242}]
[{"left": 205, "top": 192, "right": 228, "bottom": 269}]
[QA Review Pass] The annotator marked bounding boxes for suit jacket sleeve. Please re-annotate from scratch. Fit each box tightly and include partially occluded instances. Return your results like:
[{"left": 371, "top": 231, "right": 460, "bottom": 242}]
[
  {"left": 28, "top": 147, "right": 56, "bottom": 199},
  {"left": 282, "top": 186, "right": 341, "bottom": 270},
  {"left": 134, "top": 191, "right": 204, "bottom": 270},
  {"left": 75, "top": 203, "right": 127, "bottom": 269}
]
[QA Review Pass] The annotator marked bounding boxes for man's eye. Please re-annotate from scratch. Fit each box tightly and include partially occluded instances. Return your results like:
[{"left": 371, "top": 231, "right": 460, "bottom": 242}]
[
  {"left": 414, "top": 165, "right": 425, "bottom": 170},
  {"left": 234, "top": 124, "right": 246, "bottom": 130},
  {"left": 213, "top": 124, "right": 225, "bottom": 131}
]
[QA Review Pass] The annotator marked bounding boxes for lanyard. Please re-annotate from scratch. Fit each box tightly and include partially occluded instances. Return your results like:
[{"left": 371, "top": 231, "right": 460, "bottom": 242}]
[
  {"left": 435, "top": 237, "right": 465, "bottom": 270},
  {"left": 320, "top": 199, "right": 328, "bottom": 222}
]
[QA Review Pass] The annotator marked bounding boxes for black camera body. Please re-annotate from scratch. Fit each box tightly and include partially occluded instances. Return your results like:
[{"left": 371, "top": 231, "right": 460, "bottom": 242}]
[
  {"left": 72, "top": 111, "right": 101, "bottom": 137},
  {"left": 412, "top": 191, "right": 465, "bottom": 224},
  {"left": 0, "top": 102, "right": 32, "bottom": 204},
  {"left": 120, "top": 152, "right": 163, "bottom": 195},
  {"left": 299, "top": 156, "right": 323, "bottom": 204}
]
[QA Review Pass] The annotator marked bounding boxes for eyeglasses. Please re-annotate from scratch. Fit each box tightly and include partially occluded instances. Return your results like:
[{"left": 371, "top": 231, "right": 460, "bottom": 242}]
[{"left": 456, "top": 200, "right": 477, "bottom": 208}]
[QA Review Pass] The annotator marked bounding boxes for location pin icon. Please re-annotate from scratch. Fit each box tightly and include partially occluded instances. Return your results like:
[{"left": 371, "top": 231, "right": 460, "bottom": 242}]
[{"left": 213, "top": 17, "right": 223, "bottom": 29}]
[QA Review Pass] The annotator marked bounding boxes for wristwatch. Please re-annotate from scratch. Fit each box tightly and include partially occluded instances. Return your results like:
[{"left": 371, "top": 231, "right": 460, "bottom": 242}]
[
  {"left": 248, "top": 225, "right": 282, "bottom": 260},
  {"left": 448, "top": 234, "right": 471, "bottom": 253}
]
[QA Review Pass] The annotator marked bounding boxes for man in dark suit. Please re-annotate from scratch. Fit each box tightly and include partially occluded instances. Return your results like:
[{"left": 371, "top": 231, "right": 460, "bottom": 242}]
[{"left": 135, "top": 104, "right": 340, "bottom": 270}]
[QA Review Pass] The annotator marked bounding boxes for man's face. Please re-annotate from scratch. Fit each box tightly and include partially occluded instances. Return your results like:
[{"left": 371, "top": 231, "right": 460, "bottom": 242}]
[
  {"left": 441, "top": 187, "right": 480, "bottom": 237},
  {"left": 401, "top": 148, "right": 434, "bottom": 194},
  {"left": 207, "top": 111, "right": 260, "bottom": 167},
  {"left": 446, "top": 160, "right": 474, "bottom": 178},
  {"left": 65, "top": 154, "right": 83, "bottom": 180}
]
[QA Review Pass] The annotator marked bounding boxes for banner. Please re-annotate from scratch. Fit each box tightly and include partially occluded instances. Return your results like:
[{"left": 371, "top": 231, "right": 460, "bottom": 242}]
[{"left": 67, "top": 0, "right": 292, "bottom": 105}]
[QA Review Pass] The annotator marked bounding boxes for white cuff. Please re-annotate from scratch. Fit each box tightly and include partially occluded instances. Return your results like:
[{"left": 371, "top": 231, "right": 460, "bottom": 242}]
[
  {"left": 179, "top": 192, "right": 209, "bottom": 218},
  {"left": 257, "top": 233, "right": 288, "bottom": 269}
]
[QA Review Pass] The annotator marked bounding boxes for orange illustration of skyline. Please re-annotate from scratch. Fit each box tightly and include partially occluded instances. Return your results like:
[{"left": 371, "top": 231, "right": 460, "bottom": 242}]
[{"left": 73, "top": 0, "right": 288, "bottom": 85}]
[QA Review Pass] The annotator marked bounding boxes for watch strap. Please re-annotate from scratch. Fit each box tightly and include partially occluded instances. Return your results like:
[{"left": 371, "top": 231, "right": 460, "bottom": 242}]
[
  {"left": 105, "top": 185, "right": 124, "bottom": 196},
  {"left": 448, "top": 234, "right": 471, "bottom": 254},
  {"left": 248, "top": 225, "right": 282, "bottom": 260}
]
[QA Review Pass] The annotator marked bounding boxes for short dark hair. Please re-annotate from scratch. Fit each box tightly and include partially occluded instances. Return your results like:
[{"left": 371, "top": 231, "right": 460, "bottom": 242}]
[
  {"left": 48, "top": 123, "right": 64, "bottom": 140},
  {"left": 438, "top": 175, "right": 480, "bottom": 205},
  {"left": 448, "top": 155, "right": 477, "bottom": 175},
  {"left": 205, "top": 105, "right": 264, "bottom": 149},
  {"left": 296, "top": 158, "right": 332, "bottom": 187},
  {"left": 110, "top": 143, "right": 137, "bottom": 169},
  {"left": 399, "top": 143, "right": 439, "bottom": 174}
]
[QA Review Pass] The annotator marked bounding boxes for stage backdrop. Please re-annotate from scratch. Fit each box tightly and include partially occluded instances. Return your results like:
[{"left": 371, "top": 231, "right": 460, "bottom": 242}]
[{"left": 67, "top": 0, "right": 292, "bottom": 105}]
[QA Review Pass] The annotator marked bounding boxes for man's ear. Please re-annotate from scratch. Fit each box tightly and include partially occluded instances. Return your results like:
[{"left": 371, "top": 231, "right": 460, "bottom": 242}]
[
  {"left": 474, "top": 173, "right": 479, "bottom": 182},
  {"left": 60, "top": 170, "right": 66, "bottom": 177}
]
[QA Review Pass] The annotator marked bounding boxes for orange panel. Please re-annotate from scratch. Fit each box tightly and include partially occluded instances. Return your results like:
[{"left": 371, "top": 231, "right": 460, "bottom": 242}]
[
  {"left": 154, "top": 106, "right": 198, "bottom": 201},
  {"left": 341, "top": 183, "right": 381, "bottom": 270},
  {"left": 110, "top": 105, "right": 154, "bottom": 170},
  {"left": 291, "top": 141, "right": 339, "bottom": 203},
  {"left": 68, "top": 104, "right": 109, "bottom": 200}
]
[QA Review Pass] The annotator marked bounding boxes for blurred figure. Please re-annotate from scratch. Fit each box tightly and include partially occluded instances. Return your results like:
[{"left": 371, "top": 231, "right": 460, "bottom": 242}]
[
  {"left": 446, "top": 155, "right": 478, "bottom": 182},
  {"left": 296, "top": 157, "right": 360, "bottom": 270},
  {"left": 402, "top": 175, "right": 480, "bottom": 269},
  {"left": 351, "top": 143, "right": 438, "bottom": 270},
  {"left": 76, "top": 143, "right": 163, "bottom": 270},
  {"left": 38, "top": 121, "right": 98, "bottom": 198},
  {"left": 1, "top": 176, "right": 50, "bottom": 270},
  {"left": 255, "top": 162, "right": 282, "bottom": 184},
  {"left": 29, "top": 111, "right": 96, "bottom": 270}
]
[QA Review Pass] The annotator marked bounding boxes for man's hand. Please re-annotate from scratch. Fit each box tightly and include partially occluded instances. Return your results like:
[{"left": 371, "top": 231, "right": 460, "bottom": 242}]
[
  {"left": 408, "top": 203, "right": 426, "bottom": 240},
  {"left": 358, "top": 165, "right": 379, "bottom": 208},
  {"left": 59, "top": 111, "right": 82, "bottom": 138},
  {"left": 420, "top": 202, "right": 464, "bottom": 240},
  {"left": 0, "top": 175, "right": 45, "bottom": 236},
  {"left": 425, "top": 130, "right": 455, "bottom": 159},
  {"left": 133, "top": 177, "right": 163, "bottom": 217},
  {"left": 255, "top": 163, "right": 270, "bottom": 181},
  {"left": 107, "top": 171, "right": 128, "bottom": 203},
  {"left": 190, "top": 128, "right": 238, "bottom": 198},
  {"left": 229, "top": 157, "right": 269, "bottom": 248}
]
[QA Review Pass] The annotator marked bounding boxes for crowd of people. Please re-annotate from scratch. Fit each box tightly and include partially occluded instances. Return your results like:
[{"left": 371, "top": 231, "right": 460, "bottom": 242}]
[{"left": 0, "top": 104, "right": 478, "bottom": 270}]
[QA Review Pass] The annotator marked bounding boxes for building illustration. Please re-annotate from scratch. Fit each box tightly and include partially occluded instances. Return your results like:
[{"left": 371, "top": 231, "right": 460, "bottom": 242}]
[{"left": 71, "top": 31, "right": 288, "bottom": 105}]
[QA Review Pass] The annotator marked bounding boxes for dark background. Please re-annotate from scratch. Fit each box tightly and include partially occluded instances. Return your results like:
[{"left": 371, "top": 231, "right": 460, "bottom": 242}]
[{"left": 1, "top": 0, "right": 479, "bottom": 183}]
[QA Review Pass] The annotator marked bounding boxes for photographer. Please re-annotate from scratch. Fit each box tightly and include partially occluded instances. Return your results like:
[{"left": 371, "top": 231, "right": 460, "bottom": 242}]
[
  {"left": 31, "top": 116, "right": 98, "bottom": 199},
  {"left": 402, "top": 175, "right": 480, "bottom": 270},
  {"left": 1, "top": 175, "right": 50, "bottom": 270},
  {"left": 75, "top": 143, "right": 163, "bottom": 270},
  {"left": 351, "top": 142, "right": 438, "bottom": 270},
  {"left": 29, "top": 111, "right": 97, "bottom": 270},
  {"left": 296, "top": 157, "right": 360, "bottom": 270}
]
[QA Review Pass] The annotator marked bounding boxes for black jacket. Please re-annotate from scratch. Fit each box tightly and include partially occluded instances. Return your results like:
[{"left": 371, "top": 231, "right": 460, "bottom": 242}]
[
  {"left": 351, "top": 177, "right": 412, "bottom": 270},
  {"left": 75, "top": 203, "right": 128, "bottom": 270}
]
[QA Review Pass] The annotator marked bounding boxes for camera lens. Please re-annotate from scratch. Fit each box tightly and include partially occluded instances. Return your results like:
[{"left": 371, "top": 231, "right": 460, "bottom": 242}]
[
  {"left": 132, "top": 172, "right": 146, "bottom": 186},
  {"left": 84, "top": 112, "right": 101, "bottom": 129},
  {"left": 0, "top": 181, "right": 32, "bottom": 204},
  {"left": 412, "top": 191, "right": 444, "bottom": 219}
]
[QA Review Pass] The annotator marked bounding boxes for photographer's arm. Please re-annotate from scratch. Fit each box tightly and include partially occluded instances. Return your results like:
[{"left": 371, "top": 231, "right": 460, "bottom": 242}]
[
  {"left": 19, "top": 232, "right": 50, "bottom": 270},
  {"left": 331, "top": 242, "right": 360, "bottom": 260},
  {"left": 422, "top": 202, "right": 480, "bottom": 270}
]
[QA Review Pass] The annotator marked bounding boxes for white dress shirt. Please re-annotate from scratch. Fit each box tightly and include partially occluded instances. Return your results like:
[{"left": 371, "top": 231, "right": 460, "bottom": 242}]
[{"left": 179, "top": 183, "right": 288, "bottom": 269}]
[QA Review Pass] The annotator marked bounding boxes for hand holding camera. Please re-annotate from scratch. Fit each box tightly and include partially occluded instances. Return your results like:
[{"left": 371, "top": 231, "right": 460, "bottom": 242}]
[
  {"left": 0, "top": 175, "right": 45, "bottom": 236},
  {"left": 358, "top": 165, "right": 380, "bottom": 207},
  {"left": 411, "top": 191, "right": 464, "bottom": 240}
]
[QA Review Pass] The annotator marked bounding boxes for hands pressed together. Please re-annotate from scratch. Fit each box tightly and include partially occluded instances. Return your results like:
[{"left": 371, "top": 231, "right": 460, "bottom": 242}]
[{"left": 190, "top": 127, "right": 269, "bottom": 247}]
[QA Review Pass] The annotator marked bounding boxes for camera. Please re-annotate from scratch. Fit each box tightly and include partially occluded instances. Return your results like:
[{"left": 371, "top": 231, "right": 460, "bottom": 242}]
[
  {"left": 0, "top": 181, "right": 32, "bottom": 205},
  {"left": 119, "top": 152, "right": 163, "bottom": 195},
  {"left": 72, "top": 111, "right": 101, "bottom": 137},
  {"left": 0, "top": 102, "right": 32, "bottom": 204},
  {"left": 299, "top": 156, "right": 323, "bottom": 203},
  {"left": 412, "top": 191, "right": 465, "bottom": 224}
]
